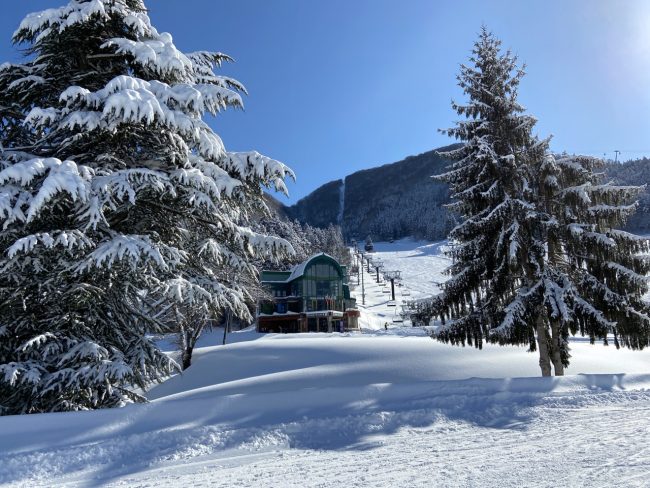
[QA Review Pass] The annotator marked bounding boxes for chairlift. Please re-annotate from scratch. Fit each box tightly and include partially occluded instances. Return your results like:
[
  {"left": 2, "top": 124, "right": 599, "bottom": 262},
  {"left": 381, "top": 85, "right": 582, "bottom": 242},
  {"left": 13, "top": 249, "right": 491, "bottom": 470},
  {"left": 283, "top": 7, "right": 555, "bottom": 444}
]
[
  {"left": 387, "top": 299, "right": 397, "bottom": 307},
  {"left": 392, "top": 310, "right": 404, "bottom": 323},
  {"left": 402, "top": 288, "right": 411, "bottom": 297}
]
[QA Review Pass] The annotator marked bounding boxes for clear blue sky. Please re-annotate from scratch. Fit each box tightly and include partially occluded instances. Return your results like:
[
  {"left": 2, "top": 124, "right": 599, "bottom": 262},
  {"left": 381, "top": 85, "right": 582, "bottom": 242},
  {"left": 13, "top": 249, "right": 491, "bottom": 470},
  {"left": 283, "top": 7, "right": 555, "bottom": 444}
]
[{"left": 1, "top": 1, "right": 649, "bottom": 203}]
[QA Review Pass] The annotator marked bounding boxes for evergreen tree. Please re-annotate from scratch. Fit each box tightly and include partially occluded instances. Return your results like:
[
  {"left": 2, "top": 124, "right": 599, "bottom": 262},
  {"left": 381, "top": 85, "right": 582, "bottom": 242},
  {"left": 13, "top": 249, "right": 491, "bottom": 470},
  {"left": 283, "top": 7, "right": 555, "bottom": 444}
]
[
  {"left": 427, "top": 28, "right": 650, "bottom": 376},
  {"left": 534, "top": 154, "right": 650, "bottom": 375},
  {"left": 431, "top": 27, "right": 546, "bottom": 360},
  {"left": 0, "top": 0, "right": 293, "bottom": 414}
]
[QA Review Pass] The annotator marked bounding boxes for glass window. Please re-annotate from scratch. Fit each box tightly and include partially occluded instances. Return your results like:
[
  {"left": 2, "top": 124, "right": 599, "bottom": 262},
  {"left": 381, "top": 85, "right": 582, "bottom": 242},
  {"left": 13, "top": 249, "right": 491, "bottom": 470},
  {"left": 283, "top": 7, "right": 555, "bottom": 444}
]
[
  {"left": 304, "top": 279, "right": 315, "bottom": 297},
  {"left": 316, "top": 280, "right": 329, "bottom": 297}
]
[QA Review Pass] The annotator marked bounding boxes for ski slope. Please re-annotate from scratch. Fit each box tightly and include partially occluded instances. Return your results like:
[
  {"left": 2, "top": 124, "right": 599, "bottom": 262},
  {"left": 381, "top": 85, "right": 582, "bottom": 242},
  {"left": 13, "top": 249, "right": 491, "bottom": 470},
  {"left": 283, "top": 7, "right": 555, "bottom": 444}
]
[
  {"left": 1, "top": 240, "right": 650, "bottom": 488},
  {"left": 351, "top": 239, "right": 450, "bottom": 329}
]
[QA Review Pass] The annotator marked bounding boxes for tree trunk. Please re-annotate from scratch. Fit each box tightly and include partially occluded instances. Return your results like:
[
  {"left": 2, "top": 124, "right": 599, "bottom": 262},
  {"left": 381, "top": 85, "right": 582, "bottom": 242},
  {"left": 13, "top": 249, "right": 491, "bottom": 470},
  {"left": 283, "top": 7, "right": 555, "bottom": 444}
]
[
  {"left": 536, "top": 315, "right": 552, "bottom": 377},
  {"left": 222, "top": 310, "right": 232, "bottom": 345},
  {"left": 550, "top": 320, "right": 565, "bottom": 376},
  {"left": 181, "top": 344, "right": 193, "bottom": 370}
]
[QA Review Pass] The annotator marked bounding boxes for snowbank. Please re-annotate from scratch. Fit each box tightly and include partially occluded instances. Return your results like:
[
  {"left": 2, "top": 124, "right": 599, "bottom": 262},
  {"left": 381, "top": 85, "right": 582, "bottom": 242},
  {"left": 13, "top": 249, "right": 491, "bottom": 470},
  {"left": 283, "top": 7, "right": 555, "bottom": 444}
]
[{"left": 1, "top": 331, "right": 649, "bottom": 486}]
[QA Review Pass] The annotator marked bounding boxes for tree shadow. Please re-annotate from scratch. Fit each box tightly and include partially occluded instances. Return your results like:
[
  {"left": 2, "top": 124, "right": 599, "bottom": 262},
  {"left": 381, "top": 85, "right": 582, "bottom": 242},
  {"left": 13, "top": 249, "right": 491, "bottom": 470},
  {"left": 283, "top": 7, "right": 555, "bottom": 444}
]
[
  {"left": 2, "top": 372, "right": 644, "bottom": 486},
  {"left": 0, "top": 377, "right": 553, "bottom": 485}
]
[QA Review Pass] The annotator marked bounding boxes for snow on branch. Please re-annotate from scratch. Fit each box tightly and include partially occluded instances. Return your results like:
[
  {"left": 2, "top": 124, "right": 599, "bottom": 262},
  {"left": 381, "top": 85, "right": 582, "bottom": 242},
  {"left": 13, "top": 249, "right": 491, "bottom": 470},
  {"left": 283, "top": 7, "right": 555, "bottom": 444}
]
[
  {"left": 103, "top": 34, "right": 192, "bottom": 77},
  {"left": 187, "top": 156, "right": 241, "bottom": 197},
  {"left": 92, "top": 168, "right": 173, "bottom": 205},
  {"left": 490, "top": 297, "right": 526, "bottom": 338},
  {"left": 76, "top": 234, "right": 179, "bottom": 272},
  {"left": 236, "top": 225, "right": 295, "bottom": 260},
  {"left": 19, "top": 333, "right": 57, "bottom": 353},
  {"left": 24, "top": 107, "right": 60, "bottom": 128},
  {"left": 8, "top": 75, "right": 46, "bottom": 90},
  {"left": 604, "top": 261, "right": 649, "bottom": 285},
  {"left": 224, "top": 151, "right": 295, "bottom": 195},
  {"left": 7, "top": 230, "right": 94, "bottom": 258},
  {"left": 0, "top": 185, "right": 31, "bottom": 228},
  {"left": 0, "top": 158, "right": 93, "bottom": 222},
  {"left": 588, "top": 203, "right": 637, "bottom": 216},
  {"left": 14, "top": 0, "right": 111, "bottom": 43}
]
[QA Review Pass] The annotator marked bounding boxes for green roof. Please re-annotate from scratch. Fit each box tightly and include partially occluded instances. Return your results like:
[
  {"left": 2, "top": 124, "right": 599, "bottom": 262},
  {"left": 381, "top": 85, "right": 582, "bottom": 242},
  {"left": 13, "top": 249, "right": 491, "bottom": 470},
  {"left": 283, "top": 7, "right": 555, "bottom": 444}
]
[
  {"left": 261, "top": 253, "right": 345, "bottom": 284},
  {"left": 260, "top": 270, "right": 292, "bottom": 282}
]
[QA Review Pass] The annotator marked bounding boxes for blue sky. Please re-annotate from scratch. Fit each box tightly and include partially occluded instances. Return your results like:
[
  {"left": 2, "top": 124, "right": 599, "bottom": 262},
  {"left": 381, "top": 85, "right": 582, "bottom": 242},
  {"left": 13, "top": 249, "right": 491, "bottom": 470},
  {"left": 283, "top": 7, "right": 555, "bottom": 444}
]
[{"left": 1, "top": 1, "right": 649, "bottom": 203}]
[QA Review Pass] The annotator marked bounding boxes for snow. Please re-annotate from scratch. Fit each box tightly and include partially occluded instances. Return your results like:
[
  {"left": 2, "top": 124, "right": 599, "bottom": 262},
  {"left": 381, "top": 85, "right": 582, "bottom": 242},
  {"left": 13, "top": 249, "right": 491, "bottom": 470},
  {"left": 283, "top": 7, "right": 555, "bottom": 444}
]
[
  {"left": 16, "top": 1, "right": 110, "bottom": 39},
  {"left": 337, "top": 177, "right": 345, "bottom": 224},
  {"left": 352, "top": 239, "right": 449, "bottom": 329},
  {"left": 103, "top": 35, "right": 193, "bottom": 77},
  {"left": 0, "top": 158, "right": 92, "bottom": 223},
  {"left": 7, "top": 230, "right": 93, "bottom": 258},
  {"left": 1, "top": 239, "right": 650, "bottom": 487},
  {"left": 76, "top": 234, "right": 172, "bottom": 272}
]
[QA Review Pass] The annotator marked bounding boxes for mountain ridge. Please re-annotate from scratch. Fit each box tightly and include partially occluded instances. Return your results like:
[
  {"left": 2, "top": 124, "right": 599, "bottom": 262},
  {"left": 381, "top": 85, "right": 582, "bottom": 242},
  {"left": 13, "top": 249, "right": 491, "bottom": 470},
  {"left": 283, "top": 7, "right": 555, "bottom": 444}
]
[{"left": 269, "top": 148, "right": 650, "bottom": 240}]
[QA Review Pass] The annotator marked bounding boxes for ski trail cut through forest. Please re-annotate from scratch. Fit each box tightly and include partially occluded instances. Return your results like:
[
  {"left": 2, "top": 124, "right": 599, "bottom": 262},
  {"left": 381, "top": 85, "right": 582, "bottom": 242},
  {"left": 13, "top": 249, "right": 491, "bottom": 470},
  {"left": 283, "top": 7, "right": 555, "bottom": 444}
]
[{"left": 338, "top": 178, "right": 345, "bottom": 225}]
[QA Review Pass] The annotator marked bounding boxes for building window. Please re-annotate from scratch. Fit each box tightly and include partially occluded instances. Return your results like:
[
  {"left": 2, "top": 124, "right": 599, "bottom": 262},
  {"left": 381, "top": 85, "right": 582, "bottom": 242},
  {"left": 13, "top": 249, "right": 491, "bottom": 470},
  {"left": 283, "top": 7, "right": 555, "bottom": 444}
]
[{"left": 316, "top": 280, "right": 329, "bottom": 297}]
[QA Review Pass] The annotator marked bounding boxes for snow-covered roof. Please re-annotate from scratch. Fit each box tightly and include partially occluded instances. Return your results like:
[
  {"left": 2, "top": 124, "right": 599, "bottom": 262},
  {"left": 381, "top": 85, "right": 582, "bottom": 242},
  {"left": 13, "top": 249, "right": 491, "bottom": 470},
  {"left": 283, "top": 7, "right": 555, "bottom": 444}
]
[
  {"left": 260, "top": 270, "right": 291, "bottom": 283},
  {"left": 286, "top": 252, "right": 341, "bottom": 282},
  {"left": 262, "top": 253, "right": 342, "bottom": 283}
]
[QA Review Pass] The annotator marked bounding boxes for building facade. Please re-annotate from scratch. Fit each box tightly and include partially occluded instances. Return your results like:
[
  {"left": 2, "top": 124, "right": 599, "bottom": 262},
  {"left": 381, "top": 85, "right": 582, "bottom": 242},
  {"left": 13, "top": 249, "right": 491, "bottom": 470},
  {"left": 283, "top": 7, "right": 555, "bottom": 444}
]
[{"left": 257, "top": 253, "right": 360, "bottom": 333}]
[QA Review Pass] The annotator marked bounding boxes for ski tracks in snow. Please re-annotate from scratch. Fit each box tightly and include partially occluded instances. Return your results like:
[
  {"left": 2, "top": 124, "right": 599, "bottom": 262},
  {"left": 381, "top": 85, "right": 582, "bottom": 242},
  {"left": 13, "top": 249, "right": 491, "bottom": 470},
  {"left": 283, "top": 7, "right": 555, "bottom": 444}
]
[{"left": 84, "top": 390, "right": 650, "bottom": 488}]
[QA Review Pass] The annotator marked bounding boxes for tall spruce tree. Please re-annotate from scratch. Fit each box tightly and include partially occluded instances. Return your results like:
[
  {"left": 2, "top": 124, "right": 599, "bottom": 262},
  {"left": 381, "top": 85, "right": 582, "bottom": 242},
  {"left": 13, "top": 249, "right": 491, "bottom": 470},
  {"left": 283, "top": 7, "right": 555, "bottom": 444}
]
[
  {"left": 428, "top": 28, "right": 650, "bottom": 376},
  {"left": 431, "top": 27, "right": 547, "bottom": 361},
  {"left": 0, "top": 0, "right": 293, "bottom": 414}
]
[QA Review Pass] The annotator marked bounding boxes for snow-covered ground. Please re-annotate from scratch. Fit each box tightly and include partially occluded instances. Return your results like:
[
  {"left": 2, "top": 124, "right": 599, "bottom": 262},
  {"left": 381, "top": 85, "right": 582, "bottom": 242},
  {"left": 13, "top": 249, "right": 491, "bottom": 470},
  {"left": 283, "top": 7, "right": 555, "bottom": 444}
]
[{"left": 1, "top": 239, "right": 650, "bottom": 487}]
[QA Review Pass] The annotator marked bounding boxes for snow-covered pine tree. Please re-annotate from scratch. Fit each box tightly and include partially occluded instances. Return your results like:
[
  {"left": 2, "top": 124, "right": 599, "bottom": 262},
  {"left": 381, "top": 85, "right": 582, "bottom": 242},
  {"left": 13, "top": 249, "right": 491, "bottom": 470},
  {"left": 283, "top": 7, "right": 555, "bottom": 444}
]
[
  {"left": 254, "top": 217, "right": 313, "bottom": 268},
  {"left": 431, "top": 27, "right": 547, "bottom": 364},
  {"left": 0, "top": 0, "right": 293, "bottom": 414},
  {"left": 426, "top": 28, "right": 650, "bottom": 376},
  {"left": 535, "top": 154, "right": 650, "bottom": 375}
]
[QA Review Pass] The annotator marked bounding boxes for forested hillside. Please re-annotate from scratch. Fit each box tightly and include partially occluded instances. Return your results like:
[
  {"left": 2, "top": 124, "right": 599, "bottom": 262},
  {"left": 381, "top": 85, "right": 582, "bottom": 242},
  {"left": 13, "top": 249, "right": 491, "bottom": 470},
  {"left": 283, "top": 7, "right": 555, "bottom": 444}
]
[
  {"left": 284, "top": 179, "right": 342, "bottom": 229},
  {"left": 276, "top": 151, "right": 650, "bottom": 239},
  {"left": 605, "top": 158, "right": 650, "bottom": 234},
  {"left": 281, "top": 144, "right": 459, "bottom": 241}
]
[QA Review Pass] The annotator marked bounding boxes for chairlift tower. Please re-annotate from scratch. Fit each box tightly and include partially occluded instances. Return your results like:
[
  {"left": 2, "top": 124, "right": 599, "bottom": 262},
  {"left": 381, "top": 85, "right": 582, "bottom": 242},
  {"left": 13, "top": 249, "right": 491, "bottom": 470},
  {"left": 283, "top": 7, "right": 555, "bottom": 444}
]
[
  {"left": 373, "top": 259, "right": 384, "bottom": 284},
  {"left": 383, "top": 270, "right": 401, "bottom": 301},
  {"left": 361, "top": 258, "right": 365, "bottom": 305}
]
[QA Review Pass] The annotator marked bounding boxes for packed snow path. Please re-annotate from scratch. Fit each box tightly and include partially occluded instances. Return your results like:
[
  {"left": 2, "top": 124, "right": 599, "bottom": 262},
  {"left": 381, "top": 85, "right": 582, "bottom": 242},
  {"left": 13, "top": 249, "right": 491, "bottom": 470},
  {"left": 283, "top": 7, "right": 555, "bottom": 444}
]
[{"left": 108, "top": 384, "right": 650, "bottom": 488}]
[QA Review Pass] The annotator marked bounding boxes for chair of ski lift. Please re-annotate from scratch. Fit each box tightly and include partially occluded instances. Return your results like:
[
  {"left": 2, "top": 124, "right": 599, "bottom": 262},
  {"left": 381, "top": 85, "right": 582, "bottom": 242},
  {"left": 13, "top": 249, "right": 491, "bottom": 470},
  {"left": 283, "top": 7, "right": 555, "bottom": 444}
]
[
  {"left": 387, "top": 299, "right": 396, "bottom": 307},
  {"left": 401, "top": 287, "right": 411, "bottom": 297},
  {"left": 392, "top": 308, "right": 404, "bottom": 323}
]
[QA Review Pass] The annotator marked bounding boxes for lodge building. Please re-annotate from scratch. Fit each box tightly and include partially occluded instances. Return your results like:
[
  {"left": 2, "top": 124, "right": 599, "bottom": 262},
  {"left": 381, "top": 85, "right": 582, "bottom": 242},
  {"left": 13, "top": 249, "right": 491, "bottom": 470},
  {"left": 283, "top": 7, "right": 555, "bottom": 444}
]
[{"left": 257, "top": 253, "right": 360, "bottom": 333}]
